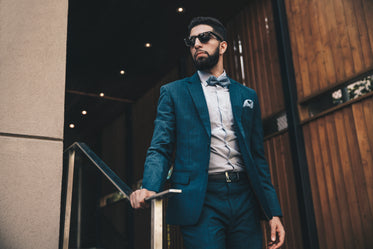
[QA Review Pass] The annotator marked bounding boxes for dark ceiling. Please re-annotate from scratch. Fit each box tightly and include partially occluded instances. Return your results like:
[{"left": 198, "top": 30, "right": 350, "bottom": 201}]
[{"left": 64, "top": 0, "right": 248, "bottom": 146}]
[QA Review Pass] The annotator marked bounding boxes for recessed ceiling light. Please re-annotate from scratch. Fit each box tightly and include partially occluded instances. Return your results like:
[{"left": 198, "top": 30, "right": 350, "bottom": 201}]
[
  {"left": 177, "top": 7, "right": 184, "bottom": 13},
  {"left": 69, "top": 123, "right": 75, "bottom": 128},
  {"left": 82, "top": 110, "right": 87, "bottom": 115},
  {"left": 120, "top": 70, "right": 125, "bottom": 75},
  {"left": 145, "top": 43, "right": 152, "bottom": 48},
  {"left": 99, "top": 92, "right": 105, "bottom": 97}
]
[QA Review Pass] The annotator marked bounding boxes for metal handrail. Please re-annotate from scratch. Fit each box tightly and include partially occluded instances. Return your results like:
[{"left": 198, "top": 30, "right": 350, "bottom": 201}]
[
  {"left": 61, "top": 142, "right": 181, "bottom": 249},
  {"left": 62, "top": 142, "right": 134, "bottom": 249},
  {"left": 64, "top": 142, "right": 133, "bottom": 198}
]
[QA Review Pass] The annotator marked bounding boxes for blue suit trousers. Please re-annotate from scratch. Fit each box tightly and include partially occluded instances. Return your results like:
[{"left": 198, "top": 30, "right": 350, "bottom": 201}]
[{"left": 180, "top": 179, "right": 263, "bottom": 249}]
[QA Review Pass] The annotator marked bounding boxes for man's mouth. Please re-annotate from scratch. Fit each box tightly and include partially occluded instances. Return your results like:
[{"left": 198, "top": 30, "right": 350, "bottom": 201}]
[{"left": 195, "top": 51, "right": 208, "bottom": 59}]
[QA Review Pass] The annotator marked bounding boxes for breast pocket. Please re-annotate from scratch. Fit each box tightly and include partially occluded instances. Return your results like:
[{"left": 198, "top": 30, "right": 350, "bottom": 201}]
[{"left": 241, "top": 106, "right": 254, "bottom": 127}]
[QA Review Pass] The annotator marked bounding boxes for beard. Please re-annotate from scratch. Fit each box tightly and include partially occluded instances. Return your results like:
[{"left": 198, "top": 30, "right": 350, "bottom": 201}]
[{"left": 192, "top": 46, "right": 220, "bottom": 71}]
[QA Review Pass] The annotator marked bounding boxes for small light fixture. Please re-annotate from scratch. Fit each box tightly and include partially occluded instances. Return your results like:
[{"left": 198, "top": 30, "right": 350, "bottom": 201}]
[
  {"left": 82, "top": 110, "right": 87, "bottom": 115},
  {"left": 99, "top": 92, "right": 105, "bottom": 97},
  {"left": 145, "top": 43, "right": 152, "bottom": 48},
  {"left": 120, "top": 70, "right": 125, "bottom": 75},
  {"left": 69, "top": 123, "right": 75, "bottom": 128},
  {"left": 177, "top": 7, "right": 184, "bottom": 13}
]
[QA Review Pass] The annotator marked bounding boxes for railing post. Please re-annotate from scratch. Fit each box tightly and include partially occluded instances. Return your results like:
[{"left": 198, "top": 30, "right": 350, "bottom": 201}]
[
  {"left": 146, "top": 189, "right": 182, "bottom": 249},
  {"left": 63, "top": 149, "right": 76, "bottom": 249},
  {"left": 150, "top": 198, "right": 163, "bottom": 249},
  {"left": 76, "top": 164, "right": 83, "bottom": 248}
]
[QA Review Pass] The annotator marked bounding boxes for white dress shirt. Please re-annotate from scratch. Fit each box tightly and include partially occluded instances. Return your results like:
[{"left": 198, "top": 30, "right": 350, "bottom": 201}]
[{"left": 198, "top": 70, "right": 245, "bottom": 174}]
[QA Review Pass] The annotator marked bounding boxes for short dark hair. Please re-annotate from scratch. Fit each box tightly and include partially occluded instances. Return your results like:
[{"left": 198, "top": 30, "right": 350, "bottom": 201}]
[{"left": 187, "top": 16, "right": 227, "bottom": 41}]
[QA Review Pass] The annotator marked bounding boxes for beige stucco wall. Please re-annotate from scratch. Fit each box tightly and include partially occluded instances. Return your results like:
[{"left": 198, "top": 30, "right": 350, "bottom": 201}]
[{"left": 0, "top": 0, "right": 68, "bottom": 248}]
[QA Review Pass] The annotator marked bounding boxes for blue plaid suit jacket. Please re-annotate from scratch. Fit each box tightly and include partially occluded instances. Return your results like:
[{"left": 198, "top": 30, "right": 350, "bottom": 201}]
[{"left": 142, "top": 72, "right": 282, "bottom": 225}]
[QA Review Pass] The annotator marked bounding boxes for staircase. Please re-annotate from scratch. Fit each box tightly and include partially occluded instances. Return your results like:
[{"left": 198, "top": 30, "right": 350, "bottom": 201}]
[{"left": 60, "top": 142, "right": 180, "bottom": 249}]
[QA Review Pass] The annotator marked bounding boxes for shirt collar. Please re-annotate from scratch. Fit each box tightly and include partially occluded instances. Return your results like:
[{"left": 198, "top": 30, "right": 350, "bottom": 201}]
[{"left": 197, "top": 70, "right": 227, "bottom": 87}]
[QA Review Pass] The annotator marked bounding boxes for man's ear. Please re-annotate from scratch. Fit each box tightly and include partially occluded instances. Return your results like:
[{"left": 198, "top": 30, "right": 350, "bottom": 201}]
[{"left": 220, "top": 41, "right": 228, "bottom": 55}]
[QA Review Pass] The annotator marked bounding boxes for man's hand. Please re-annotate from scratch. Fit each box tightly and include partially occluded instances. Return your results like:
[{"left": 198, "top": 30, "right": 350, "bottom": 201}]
[
  {"left": 130, "top": 188, "right": 156, "bottom": 209},
  {"left": 268, "top": 216, "right": 285, "bottom": 249}
]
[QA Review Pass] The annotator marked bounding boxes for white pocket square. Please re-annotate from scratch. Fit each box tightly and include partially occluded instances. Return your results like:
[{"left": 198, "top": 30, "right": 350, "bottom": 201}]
[{"left": 243, "top": 99, "right": 254, "bottom": 109}]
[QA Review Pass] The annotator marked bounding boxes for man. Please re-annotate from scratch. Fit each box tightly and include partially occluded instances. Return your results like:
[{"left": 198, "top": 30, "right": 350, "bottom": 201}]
[{"left": 130, "top": 17, "right": 285, "bottom": 249}]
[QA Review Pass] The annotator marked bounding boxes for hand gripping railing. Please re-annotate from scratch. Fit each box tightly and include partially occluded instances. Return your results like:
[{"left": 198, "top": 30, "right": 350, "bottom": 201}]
[{"left": 62, "top": 142, "right": 181, "bottom": 249}]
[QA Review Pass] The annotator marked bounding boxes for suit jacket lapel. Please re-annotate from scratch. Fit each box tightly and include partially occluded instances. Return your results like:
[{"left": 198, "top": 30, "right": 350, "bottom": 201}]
[
  {"left": 229, "top": 80, "right": 246, "bottom": 139},
  {"left": 187, "top": 73, "right": 211, "bottom": 137}
]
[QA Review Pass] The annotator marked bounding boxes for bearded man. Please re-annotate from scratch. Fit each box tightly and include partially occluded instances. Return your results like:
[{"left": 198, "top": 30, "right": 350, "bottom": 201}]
[{"left": 130, "top": 16, "right": 285, "bottom": 249}]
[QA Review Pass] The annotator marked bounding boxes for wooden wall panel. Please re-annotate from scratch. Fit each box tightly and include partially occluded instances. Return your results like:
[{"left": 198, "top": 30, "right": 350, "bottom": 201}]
[
  {"left": 285, "top": 0, "right": 373, "bottom": 100},
  {"left": 225, "top": 0, "right": 285, "bottom": 118},
  {"left": 263, "top": 133, "right": 304, "bottom": 249},
  {"left": 286, "top": 0, "right": 373, "bottom": 248},
  {"left": 303, "top": 97, "right": 373, "bottom": 249}
]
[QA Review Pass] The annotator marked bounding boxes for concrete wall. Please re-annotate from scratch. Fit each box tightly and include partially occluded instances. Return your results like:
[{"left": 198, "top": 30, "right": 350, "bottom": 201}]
[{"left": 0, "top": 0, "right": 68, "bottom": 248}]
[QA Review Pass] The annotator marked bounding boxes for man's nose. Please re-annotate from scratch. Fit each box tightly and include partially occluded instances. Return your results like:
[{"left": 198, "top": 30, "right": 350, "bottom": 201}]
[{"left": 194, "top": 38, "right": 203, "bottom": 48}]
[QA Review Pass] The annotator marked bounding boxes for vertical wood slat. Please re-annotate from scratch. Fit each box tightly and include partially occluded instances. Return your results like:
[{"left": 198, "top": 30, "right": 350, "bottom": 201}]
[
  {"left": 324, "top": 114, "right": 355, "bottom": 249},
  {"left": 294, "top": 0, "right": 314, "bottom": 97},
  {"left": 307, "top": 0, "right": 324, "bottom": 93},
  {"left": 333, "top": 0, "right": 355, "bottom": 78},
  {"left": 317, "top": 118, "right": 345, "bottom": 249},
  {"left": 242, "top": 8, "right": 257, "bottom": 89},
  {"left": 342, "top": 0, "right": 365, "bottom": 71},
  {"left": 265, "top": 0, "right": 283, "bottom": 114},
  {"left": 285, "top": 0, "right": 373, "bottom": 100},
  {"left": 335, "top": 109, "right": 365, "bottom": 249},
  {"left": 260, "top": 0, "right": 282, "bottom": 116},
  {"left": 351, "top": 0, "right": 373, "bottom": 68},
  {"left": 362, "top": 0, "right": 373, "bottom": 52},
  {"left": 342, "top": 106, "right": 369, "bottom": 249},
  {"left": 303, "top": 125, "right": 327, "bottom": 249},
  {"left": 302, "top": 97, "right": 373, "bottom": 249},
  {"left": 319, "top": 0, "right": 340, "bottom": 84},
  {"left": 309, "top": 119, "right": 338, "bottom": 249},
  {"left": 253, "top": 0, "right": 270, "bottom": 116},
  {"left": 343, "top": 105, "right": 373, "bottom": 248},
  {"left": 285, "top": 0, "right": 305, "bottom": 99},
  {"left": 313, "top": 0, "right": 335, "bottom": 89}
]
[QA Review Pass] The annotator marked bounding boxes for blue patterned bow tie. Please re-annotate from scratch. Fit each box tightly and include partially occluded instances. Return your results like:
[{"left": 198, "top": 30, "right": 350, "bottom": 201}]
[{"left": 206, "top": 75, "right": 231, "bottom": 88}]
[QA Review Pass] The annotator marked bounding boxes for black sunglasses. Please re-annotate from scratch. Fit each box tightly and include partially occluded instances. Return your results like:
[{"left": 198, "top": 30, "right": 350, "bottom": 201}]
[{"left": 184, "top": 31, "right": 223, "bottom": 47}]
